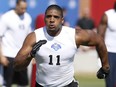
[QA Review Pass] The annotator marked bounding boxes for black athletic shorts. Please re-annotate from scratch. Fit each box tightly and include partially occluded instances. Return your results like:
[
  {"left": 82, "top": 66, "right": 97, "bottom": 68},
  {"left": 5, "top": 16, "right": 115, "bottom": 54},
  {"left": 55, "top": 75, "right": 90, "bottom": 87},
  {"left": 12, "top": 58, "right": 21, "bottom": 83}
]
[
  {"left": 3, "top": 57, "right": 28, "bottom": 87},
  {"left": 13, "top": 68, "right": 28, "bottom": 85},
  {"left": 35, "top": 80, "right": 78, "bottom": 87}
]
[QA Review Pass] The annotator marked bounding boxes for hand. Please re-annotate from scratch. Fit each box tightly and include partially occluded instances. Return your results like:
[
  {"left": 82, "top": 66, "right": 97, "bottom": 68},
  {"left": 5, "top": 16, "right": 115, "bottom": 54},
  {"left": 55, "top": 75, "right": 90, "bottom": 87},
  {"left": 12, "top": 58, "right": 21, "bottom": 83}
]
[
  {"left": 0, "top": 56, "right": 9, "bottom": 66},
  {"left": 97, "top": 67, "right": 110, "bottom": 79},
  {"left": 30, "top": 40, "right": 47, "bottom": 57}
]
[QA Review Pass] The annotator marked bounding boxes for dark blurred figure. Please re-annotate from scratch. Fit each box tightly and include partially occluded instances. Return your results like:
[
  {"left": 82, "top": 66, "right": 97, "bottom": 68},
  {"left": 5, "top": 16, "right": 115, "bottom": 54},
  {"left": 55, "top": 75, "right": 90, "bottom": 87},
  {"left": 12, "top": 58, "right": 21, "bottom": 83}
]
[
  {"left": 97, "top": 2, "right": 116, "bottom": 87},
  {"left": 0, "top": 0, "right": 32, "bottom": 87},
  {"left": 76, "top": 8, "right": 95, "bottom": 52},
  {"left": 76, "top": 8, "right": 95, "bottom": 30}
]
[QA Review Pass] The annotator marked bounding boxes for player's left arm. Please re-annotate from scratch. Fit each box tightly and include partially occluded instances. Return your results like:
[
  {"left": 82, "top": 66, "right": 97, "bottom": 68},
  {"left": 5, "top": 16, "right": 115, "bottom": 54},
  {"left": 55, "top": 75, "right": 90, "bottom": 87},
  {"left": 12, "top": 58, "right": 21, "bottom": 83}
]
[{"left": 75, "top": 28, "right": 110, "bottom": 78}]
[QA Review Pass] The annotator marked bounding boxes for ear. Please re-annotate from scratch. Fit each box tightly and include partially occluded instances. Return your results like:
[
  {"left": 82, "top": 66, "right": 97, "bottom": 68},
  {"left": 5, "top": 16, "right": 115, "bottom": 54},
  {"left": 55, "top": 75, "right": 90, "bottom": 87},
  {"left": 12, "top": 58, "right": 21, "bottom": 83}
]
[{"left": 61, "top": 17, "right": 64, "bottom": 24}]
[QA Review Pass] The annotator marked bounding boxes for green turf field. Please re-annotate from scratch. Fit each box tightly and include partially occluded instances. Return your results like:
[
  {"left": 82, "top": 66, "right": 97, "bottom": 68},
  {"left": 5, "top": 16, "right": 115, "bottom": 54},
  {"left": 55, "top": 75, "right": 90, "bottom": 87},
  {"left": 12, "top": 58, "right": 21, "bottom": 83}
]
[
  {"left": 0, "top": 73, "right": 105, "bottom": 87},
  {"left": 74, "top": 73, "right": 105, "bottom": 87}
]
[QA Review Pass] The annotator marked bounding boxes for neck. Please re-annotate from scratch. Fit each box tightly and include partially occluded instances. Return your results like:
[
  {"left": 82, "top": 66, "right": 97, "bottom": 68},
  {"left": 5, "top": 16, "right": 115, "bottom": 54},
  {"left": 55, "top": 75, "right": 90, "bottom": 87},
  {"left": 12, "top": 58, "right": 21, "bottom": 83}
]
[
  {"left": 14, "top": 9, "right": 22, "bottom": 16},
  {"left": 47, "top": 28, "right": 62, "bottom": 37}
]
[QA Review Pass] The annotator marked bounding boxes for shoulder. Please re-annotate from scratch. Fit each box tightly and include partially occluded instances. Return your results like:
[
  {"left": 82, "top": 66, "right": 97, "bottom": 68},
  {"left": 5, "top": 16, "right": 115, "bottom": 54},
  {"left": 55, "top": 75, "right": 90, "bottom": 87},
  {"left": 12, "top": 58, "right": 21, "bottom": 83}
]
[
  {"left": 62, "top": 26, "right": 75, "bottom": 31},
  {"left": 0, "top": 10, "right": 13, "bottom": 20},
  {"left": 105, "top": 9, "right": 114, "bottom": 12},
  {"left": 105, "top": 9, "right": 115, "bottom": 15},
  {"left": 75, "top": 28, "right": 97, "bottom": 43},
  {"left": 76, "top": 28, "right": 90, "bottom": 37},
  {"left": 62, "top": 26, "right": 75, "bottom": 35},
  {"left": 27, "top": 32, "right": 35, "bottom": 39},
  {"left": 76, "top": 28, "right": 97, "bottom": 37},
  {"left": 104, "top": 9, "right": 116, "bottom": 21},
  {"left": 24, "top": 12, "right": 32, "bottom": 23},
  {"left": 25, "top": 32, "right": 36, "bottom": 45},
  {"left": 34, "top": 27, "right": 44, "bottom": 32},
  {"left": 34, "top": 27, "right": 45, "bottom": 37},
  {"left": 24, "top": 12, "right": 32, "bottom": 19}
]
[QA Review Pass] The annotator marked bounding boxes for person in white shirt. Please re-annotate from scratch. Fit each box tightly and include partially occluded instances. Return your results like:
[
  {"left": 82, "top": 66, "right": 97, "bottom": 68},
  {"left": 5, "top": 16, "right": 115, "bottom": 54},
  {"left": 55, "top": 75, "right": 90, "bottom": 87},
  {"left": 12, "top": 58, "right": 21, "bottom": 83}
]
[
  {"left": 0, "top": 0, "right": 32, "bottom": 87},
  {"left": 97, "top": 2, "right": 116, "bottom": 87},
  {"left": 14, "top": 5, "right": 109, "bottom": 87}
]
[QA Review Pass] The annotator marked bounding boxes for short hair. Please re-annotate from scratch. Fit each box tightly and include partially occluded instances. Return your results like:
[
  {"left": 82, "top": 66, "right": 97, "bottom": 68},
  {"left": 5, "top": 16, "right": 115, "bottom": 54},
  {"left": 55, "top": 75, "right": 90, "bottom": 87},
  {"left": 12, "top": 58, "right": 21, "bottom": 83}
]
[
  {"left": 16, "top": 0, "right": 26, "bottom": 5},
  {"left": 45, "top": 5, "right": 63, "bottom": 18}
]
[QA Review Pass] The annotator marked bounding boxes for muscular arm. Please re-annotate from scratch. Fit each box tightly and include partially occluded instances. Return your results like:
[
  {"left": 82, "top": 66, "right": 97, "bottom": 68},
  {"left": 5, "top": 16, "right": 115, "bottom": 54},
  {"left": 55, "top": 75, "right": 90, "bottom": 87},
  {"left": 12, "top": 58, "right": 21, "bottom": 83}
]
[
  {"left": 75, "top": 28, "right": 109, "bottom": 71},
  {"left": 97, "top": 14, "right": 108, "bottom": 38},
  {"left": 13, "top": 32, "right": 36, "bottom": 71}
]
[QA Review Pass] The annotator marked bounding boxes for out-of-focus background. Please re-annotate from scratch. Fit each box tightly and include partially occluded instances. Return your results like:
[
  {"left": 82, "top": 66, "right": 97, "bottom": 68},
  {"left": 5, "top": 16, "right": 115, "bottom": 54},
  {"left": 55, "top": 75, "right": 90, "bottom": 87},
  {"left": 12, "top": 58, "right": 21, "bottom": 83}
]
[
  {"left": 0, "top": 0, "right": 115, "bottom": 28},
  {"left": 0, "top": 0, "right": 115, "bottom": 87}
]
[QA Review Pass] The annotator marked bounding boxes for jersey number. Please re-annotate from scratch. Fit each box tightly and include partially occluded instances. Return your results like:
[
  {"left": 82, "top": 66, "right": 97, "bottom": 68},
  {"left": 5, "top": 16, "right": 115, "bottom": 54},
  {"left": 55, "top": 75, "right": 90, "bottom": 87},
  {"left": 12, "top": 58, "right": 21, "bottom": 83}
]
[{"left": 49, "top": 55, "right": 60, "bottom": 65}]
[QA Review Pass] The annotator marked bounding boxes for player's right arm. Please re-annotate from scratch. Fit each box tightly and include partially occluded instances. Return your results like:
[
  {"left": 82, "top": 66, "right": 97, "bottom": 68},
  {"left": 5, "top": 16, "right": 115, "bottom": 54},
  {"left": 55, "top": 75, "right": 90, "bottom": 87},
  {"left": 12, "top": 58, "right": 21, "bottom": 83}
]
[
  {"left": 13, "top": 32, "right": 36, "bottom": 71},
  {"left": 14, "top": 32, "right": 47, "bottom": 71}
]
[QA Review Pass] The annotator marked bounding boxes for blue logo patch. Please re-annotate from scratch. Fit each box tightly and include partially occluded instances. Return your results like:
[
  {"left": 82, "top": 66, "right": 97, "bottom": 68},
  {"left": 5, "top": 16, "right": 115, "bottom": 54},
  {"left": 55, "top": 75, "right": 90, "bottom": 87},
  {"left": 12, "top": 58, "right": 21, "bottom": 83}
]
[{"left": 51, "top": 43, "right": 61, "bottom": 51}]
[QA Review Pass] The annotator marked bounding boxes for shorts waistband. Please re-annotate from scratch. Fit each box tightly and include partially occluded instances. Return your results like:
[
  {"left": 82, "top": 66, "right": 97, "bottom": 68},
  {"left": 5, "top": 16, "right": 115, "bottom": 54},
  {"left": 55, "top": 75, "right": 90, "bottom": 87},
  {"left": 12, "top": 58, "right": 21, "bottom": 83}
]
[{"left": 36, "top": 80, "right": 78, "bottom": 87}]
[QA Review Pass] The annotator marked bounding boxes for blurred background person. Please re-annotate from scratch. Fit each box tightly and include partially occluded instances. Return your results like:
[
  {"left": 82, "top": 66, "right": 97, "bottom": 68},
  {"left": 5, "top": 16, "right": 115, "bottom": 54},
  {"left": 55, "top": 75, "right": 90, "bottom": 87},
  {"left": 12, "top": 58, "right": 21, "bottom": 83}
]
[
  {"left": 0, "top": 0, "right": 32, "bottom": 87},
  {"left": 76, "top": 7, "right": 95, "bottom": 52},
  {"left": 97, "top": 2, "right": 116, "bottom": 87},
  {"left": 76, "top": 7, "right": 95, "bottom": 30}
]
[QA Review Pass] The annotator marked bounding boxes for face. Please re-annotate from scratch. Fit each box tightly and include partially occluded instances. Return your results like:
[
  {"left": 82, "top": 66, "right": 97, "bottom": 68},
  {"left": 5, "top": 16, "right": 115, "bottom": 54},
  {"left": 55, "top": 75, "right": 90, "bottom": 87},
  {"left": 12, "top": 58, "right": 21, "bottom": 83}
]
[
  {"left": 16, "top": 1, "right": 27, "bottom": 15},
  {"left": 44, "top": 9, "right": 64, "bottom": 35}
]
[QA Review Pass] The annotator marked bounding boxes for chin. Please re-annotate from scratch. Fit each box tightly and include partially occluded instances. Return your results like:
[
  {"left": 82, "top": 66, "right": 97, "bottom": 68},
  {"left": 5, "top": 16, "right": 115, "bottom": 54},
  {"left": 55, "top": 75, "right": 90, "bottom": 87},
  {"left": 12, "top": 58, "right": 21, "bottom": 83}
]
[
  {"left": 48, "top": 27, "right": 56, "bottom": 30},
  {"left": 49, "top": 29, "right": 56, "bottom": 32}
]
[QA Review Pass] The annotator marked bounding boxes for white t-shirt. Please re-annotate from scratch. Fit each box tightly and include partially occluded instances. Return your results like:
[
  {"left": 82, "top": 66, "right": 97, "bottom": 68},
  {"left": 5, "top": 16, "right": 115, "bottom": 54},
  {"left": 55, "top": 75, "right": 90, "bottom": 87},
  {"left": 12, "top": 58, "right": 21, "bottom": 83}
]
[
  {"left": 0, "top": 10, "right": 32, "bottom": 58},
  {"left": 105, "top": 9, "right": 116, "bottom": 53},
  {"left": 34, "top": 26, "right": 78, "bottom": 87}
]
